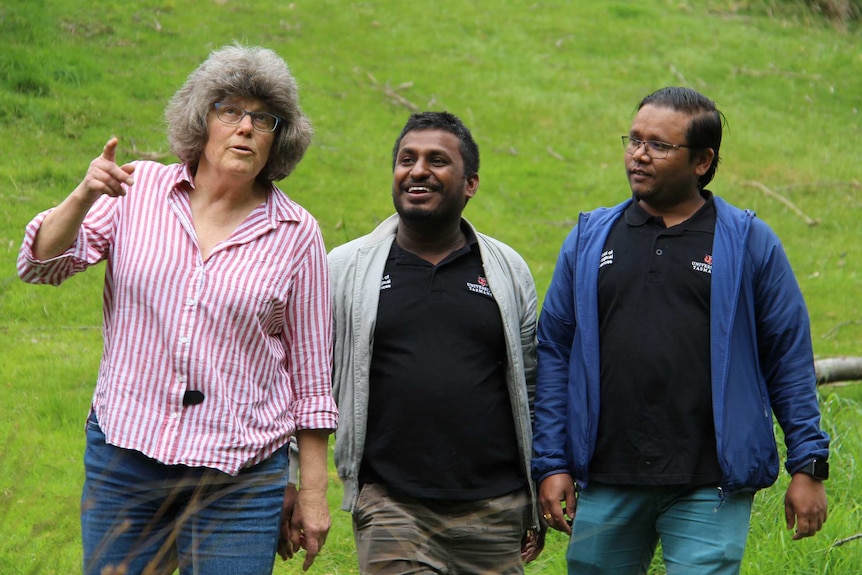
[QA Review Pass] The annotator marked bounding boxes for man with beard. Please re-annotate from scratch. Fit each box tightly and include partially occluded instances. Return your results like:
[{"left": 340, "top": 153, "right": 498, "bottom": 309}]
[{"left": 328, "top": 111, "right": 543, "bottom": 573}]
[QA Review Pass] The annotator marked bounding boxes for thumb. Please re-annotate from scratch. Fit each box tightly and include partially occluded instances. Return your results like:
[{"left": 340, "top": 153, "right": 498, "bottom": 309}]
[{"left": 101, "top": 137, "right": 119, "bottom": 163}]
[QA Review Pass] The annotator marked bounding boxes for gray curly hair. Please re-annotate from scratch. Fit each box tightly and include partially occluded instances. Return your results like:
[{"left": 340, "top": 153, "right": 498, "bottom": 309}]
[{"left": 165, "top": 43, "right": 313, "bottom": 183}]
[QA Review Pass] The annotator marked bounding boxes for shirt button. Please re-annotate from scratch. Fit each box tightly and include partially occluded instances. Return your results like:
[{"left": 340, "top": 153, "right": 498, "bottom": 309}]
[
  {"left": 171, "top": 412, "right": 179, "bottom": 420},
  {"left": 186, "top": 298, "right": 196, "bottom": 306},
  {"left": 180, "top": 337, "right": 188, "bottom": 344},
  {"left": 655, "top": 249, "right": 663, "bottom": 256}
]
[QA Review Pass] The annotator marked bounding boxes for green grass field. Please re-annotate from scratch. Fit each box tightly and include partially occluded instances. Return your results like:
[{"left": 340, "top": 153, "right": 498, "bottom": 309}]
[{"left": 1, "top": 1, "right": 860, "bottom": 573}]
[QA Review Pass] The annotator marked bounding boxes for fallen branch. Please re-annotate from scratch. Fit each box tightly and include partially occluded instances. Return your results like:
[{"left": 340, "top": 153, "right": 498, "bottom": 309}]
[
  {"left": 366, "top": 72, "right": 419, "bottom": 112},
  {"left": 546, "top": 146, "right": 565, "bottom": 161},
  {"left": 822, "top": 320, "right": 861, "bottom": 339},
  {"left": 832, "top": 533, "right": 862, "bottom": 548},
  {"left": 779, "top": 180, "right": 861, "bottom": 191},
  {"left": 732, "top": 65, "right": 822, "bottom": 81},
  {"left": 383, "top": 82, "right": 419, "bottom": 112},
  {"left": 669, "top": 64, "right": 687, "bottom": 85},
  {"left": 744, "top": 181, "right": 819, "bottom": 226},
  {"left": 130, "top": 139, "right": 171, "bottom": 161},
  {"left": 815, "top": 356, "right": 862, "bottom": 385}
]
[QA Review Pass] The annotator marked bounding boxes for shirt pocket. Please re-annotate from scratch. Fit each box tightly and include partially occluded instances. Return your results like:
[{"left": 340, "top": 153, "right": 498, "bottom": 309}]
[{"left": 207, "top": 249, "right": 285, "bottom": 335}]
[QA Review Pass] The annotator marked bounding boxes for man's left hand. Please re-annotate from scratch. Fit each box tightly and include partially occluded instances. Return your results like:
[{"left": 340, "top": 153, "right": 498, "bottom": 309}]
[
  {"left": 785, "top": 472, "right": 828, "bottom": 540},
  {"left": 520, "top": 525, "right": 547, "bottom": 563}
]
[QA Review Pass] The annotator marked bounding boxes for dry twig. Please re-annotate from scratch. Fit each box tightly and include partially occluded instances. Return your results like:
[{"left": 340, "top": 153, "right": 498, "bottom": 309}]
[
  {"left": 366, "top": 72, "right": 419, "bottom": 112},
  {"left": 732, "top": 65, "right": 822, "bottom": 81},
  {"left": 546, "top": 147, "right": 566, "bottom": 162},
  {"left": 669, "top": 64, "right": 687, "bottom": 84},
  {"left": 383, "top": 82, "right": 419, "bottom": 112},
  {"left": 832, "top": 533, "right": 862, "bottom": 548},
  {"left": 779, "top": 180, "right": 861, "bottom": 191},
  {"left": 822, "top": 320, "right": 862, "bottom": 339},
  {"left": 130, "top": 139, "right": 171, "bottom": 161},
  {"left": 744, "top": 181, "right": 819, "bottom": 226}
]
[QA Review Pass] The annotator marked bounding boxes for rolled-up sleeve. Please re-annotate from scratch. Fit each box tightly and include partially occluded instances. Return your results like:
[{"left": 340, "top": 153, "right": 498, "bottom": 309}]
[
  {"left": 285, "top": 224, "right": 338, "bottom": 432},
  {"left": 17, "top": 197, "right": 116, "bottom": 285}
]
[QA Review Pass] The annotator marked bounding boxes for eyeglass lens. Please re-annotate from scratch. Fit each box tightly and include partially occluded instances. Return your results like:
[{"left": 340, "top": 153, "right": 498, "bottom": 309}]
[
  {"left": 622, "top": 136, "right": 669, "bottom": 159},
  {"left": 215, "top": 103, "right": 279, "bottom": 132}
]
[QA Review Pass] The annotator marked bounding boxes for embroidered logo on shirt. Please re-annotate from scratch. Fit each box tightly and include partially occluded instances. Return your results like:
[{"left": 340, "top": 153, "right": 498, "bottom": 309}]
[
  {"left": 467, "top": 276, "right": 494, "bottom": 298},
  {"left": 600, "top": 250, "right": 614, "bottom": 268},
  {"left": 691, "top": 254, "right": 712, "bottom": 274},
  {"left": 380, "top": 274, "right": 392, "bottom": 290}
]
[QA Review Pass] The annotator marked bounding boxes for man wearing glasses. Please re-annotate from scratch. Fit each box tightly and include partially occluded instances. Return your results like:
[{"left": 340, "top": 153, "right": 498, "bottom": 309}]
[{"left": 532, "top": 86, "right": 829, "bottom": 574}]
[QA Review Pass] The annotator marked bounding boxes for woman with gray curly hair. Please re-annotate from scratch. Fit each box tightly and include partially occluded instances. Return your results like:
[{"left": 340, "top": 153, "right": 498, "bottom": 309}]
[{"left": 17, "top": 44, "right": 337, "bottom": 574}]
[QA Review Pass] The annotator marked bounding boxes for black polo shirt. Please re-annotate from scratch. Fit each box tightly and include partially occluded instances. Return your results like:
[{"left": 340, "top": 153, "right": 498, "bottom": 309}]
[
  {"left": 589, "top": 193, "right": 722, "bottom": 486},
  {"left": 359, "top": 227, "right": 525, "bottom": 500}
]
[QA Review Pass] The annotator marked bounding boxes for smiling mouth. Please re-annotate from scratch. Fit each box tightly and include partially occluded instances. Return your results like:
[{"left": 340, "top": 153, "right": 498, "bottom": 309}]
[{"left": 406, "top": 185, "right": 434, "bottom": 194}]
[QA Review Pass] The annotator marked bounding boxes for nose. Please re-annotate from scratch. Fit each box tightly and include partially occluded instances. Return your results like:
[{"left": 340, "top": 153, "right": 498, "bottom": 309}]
[
  {"left": 631, "top": 142, "right": 651, "bottom": 162},
  {"left": 409, "top": 158, "right": 431, "bottom": 178},
  {"left": 235, "top": 112, "right": 255, "bottom": 133}
]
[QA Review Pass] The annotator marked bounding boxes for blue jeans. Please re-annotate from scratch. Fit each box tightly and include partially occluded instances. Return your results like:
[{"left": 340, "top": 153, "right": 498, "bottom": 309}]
[
  {"left": 567, "top": 483, "right": 754, "bottom": 575},
  {"left": 81, "top": 413, "right": 289, "bottom": 575}
]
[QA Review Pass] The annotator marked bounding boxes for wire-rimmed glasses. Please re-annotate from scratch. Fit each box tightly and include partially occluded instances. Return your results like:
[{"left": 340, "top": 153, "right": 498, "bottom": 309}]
[
  {"left": 621, "top": 135, "right": 692, "bottom": 159},
  {"left": 213, "top": 102, "right": 282, "bottom": 132}
]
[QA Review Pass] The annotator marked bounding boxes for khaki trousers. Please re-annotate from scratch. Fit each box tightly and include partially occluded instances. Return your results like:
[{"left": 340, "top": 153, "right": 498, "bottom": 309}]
[{"left": 353, "top": 482, "right": 530, "bottom": 575}]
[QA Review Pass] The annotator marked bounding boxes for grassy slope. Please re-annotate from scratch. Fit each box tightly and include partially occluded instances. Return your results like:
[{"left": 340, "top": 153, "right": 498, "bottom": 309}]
[{"left": 1, "top": 1, "right": 860, "bottom": 573}]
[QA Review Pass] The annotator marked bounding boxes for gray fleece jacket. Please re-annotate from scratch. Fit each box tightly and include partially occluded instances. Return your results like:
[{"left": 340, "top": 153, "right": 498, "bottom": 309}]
[{"left": 329, "top": 214, "right": 539, "bottom": 528}]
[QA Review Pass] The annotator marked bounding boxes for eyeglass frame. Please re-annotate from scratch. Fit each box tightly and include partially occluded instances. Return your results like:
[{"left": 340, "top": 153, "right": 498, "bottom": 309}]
[
  {"left": 621, "top": 135, "right": 693, "bottom": 159},
  {"left": 213, "top": 102, "right": 283, "bottom": 133}
]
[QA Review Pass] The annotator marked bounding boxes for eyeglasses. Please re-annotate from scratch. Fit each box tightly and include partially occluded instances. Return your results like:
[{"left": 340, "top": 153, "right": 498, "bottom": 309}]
[
  {"left": 621, "top": 136, "right": 691, "bottom": 159},
  {"left": 213, "top": 102, "right": 282, "bottom": 132}
]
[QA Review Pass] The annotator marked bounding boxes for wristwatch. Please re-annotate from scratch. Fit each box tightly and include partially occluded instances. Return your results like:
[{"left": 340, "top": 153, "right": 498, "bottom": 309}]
[{"left": 798, "top": 459, "right": 829, "bottom": 480}]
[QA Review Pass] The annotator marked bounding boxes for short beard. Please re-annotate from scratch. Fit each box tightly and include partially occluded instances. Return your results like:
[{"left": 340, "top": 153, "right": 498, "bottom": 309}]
[{"left": 394, "top": 200, "right": 463, "bottom": 234}]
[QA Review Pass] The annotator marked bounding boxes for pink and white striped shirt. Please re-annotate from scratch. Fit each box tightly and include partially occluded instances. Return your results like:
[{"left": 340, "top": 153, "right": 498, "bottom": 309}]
[{"left": 18, "top": 161, "right": 337, "bottom": 475}]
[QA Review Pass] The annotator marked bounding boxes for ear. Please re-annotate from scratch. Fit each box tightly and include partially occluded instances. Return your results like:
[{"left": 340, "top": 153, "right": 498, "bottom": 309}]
[
  {"left": 693, "top": 148, "right": 716, "bottom": 177},
  {"left": 465, "top": 173, "right": 479, "bottom": 200}
]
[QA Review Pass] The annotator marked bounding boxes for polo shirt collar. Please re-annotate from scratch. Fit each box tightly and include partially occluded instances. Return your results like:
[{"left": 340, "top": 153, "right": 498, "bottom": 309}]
[
  {"left": 624, "top": 190, "right": 715, "bottom": 231},
  {"left": 392, "top": 219, "right": 479, "bottom": 263}
]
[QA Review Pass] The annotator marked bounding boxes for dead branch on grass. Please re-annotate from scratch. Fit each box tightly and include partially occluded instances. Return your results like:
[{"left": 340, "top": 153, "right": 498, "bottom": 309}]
[
  {"left": 822, "top": 320, "right": 862, "bottom": 339},
  {"left": 832, "top": 533, "right": 862, "bottom": 548},
  {"left": 546, "top": 147, "right": 566, "bottom": 161},
  {"left": 815, "top": 356, "right": 862, "bottom": 385},
  {"left": 669, "top": 64, "right": 687, "bottom": 84},
  {"left": 366, "top": 73, "right": 419, "bottom": 112},
  {"left": 744, "top": 181, "right": 819, "bottom": 226},
  {"left": 130, "top": 139, "right": 171, "bottom": 161},
  {"left": 732, "top": 65, "right": 822, "bottom": 81},
  {"left": 779, "top": 180, "right": 861, "bottom": 191}
]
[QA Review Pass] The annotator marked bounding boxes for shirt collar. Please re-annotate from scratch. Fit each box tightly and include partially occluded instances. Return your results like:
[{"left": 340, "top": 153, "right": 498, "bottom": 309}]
[
  {"left": 625, "top": 189, "right": 715, "bottom": 231},
  {"left": 391, "top": 219, "right": 479, "bottom": 263},
  {"left": 170, "top": 163, "right": 303, "bottom": 225}
]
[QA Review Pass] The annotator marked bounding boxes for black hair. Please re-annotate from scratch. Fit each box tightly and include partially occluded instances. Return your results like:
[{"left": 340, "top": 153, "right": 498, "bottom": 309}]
[
  {"left": 637, "top": 86, "right": 725, "bottom": 189},
  {"left": 391, "top": 111, "right": 479, "bottom": 178}
]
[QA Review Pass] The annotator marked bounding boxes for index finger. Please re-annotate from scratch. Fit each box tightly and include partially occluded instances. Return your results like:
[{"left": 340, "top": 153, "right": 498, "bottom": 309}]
[
  {"left": 101, "top": 137, "right": 120, "bottom": 163},
  {"left": 302, "top": 538, "right": 321, "bottom": 571}
]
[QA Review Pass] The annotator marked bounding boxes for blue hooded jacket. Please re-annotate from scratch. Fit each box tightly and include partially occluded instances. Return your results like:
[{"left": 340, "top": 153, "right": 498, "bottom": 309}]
[{"left": 532, "top": 196, "right": 829, "bottom": 494}]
